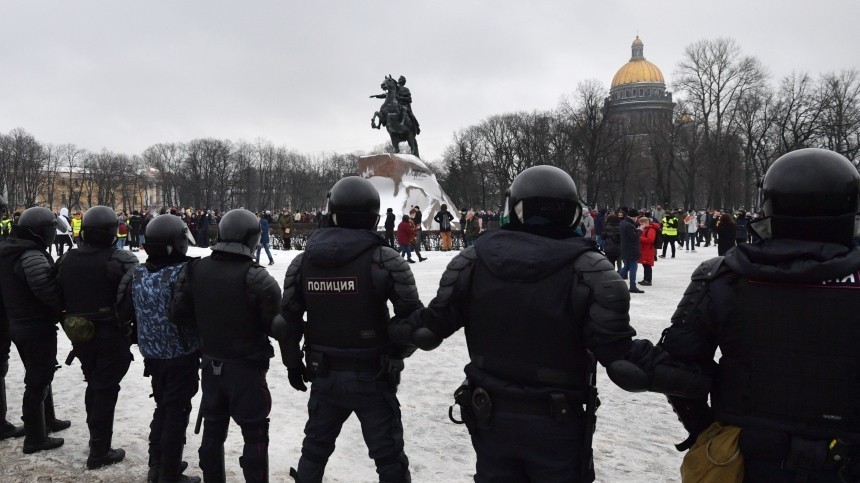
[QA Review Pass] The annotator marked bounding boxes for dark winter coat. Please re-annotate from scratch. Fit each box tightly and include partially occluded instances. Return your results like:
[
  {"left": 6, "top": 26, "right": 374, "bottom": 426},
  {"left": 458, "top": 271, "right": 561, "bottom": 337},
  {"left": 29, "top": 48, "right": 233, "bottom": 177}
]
[
  {"left": 619, "top": 217, "right": 641, "bottom": 261},
  {"left": 259, "top": 218, "right": 270, "bottom": 244},
  {"left": 464, "top": 216, "right": 481, "bottom": 241},
  {"left": 602, "top": 217, "right": 621, "bottom": 260},
  {"left": 384, "top": 212, "right": 396, "bottom": 231},
  {"left": 434, "top": 209, "right": 454, "bottom": 232},
  {"left": 717, "top": 220, "right": 737, "bottom": 256},
  {"left": 735, "top": 215, "right": 749, "bottom": 241}
]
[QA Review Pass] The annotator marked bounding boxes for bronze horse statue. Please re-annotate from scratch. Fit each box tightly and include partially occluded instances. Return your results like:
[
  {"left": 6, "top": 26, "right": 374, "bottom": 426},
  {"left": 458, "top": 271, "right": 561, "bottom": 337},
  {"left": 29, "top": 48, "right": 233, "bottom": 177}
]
[{"left": 371, "top": 76, "right": 420, "bottom": 158}]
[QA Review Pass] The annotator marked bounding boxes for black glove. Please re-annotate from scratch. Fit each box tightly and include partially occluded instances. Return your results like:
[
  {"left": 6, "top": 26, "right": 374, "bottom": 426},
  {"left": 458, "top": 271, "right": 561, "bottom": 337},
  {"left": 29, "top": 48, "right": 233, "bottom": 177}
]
[
  {"left": 667, "top": 395, "right": 713, "bottom": 451},
  {"left": 288, "top": 364, "right": 309, "bottom": 392}
]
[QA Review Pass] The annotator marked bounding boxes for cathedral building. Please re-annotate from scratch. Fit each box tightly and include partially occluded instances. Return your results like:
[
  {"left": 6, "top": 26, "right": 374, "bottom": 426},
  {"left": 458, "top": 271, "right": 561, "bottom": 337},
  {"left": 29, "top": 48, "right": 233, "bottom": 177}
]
[
  {"left": 603, "top": 36, "right": 676, "bottom": 208},
  {"left": 605, "top": 36, "right": 674, "bottom": 132}
]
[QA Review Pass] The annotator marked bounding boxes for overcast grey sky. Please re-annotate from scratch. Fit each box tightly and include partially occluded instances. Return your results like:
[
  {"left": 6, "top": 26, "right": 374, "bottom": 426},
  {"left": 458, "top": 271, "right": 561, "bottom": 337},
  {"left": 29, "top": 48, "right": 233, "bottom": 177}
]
[{"left": 1, "top": 0, "right": 857, "bottom": 163}]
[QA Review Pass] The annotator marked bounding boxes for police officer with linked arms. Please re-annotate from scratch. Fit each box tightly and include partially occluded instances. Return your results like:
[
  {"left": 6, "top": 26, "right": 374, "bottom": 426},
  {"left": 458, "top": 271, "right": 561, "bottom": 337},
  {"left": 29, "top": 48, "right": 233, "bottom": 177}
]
[
  {"left": 0, "top": 207, "right": 69, "bottom": 454},
  {"left": 170, "top": 208, "right": 281, "bottom": 483},
  {"left": 275, "top": 176, "right": 422, "bottom": 482},
  {"left": 390, "top": 166, "right": 703, "bottom": 482},
  {"left": 56, "top": 205, "right": 139, "bottom": 469},
  {"left": 660, "top": 148, "right": 860, "bottom": 481},
  {"left": 116, "top": 214, "right": 201, "bottom": 483}
]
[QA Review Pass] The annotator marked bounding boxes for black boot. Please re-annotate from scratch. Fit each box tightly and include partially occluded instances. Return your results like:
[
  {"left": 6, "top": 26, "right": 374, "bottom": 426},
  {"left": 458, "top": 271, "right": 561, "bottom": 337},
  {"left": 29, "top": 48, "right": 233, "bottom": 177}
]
[
  {"left": 0, "top": 378, "right": 24, "bottom": 440},
  {"left": 87, "top": 433, "right": 126, "bottom": 470},
  {"left": 44, "top": 384, "right": 71, "bottom": 433},
  {"left": 149, "top": 460, "right": 190, "bottom": 483},
  {"left": 22, "top": 403, "right": 64, "bottom": 454}
]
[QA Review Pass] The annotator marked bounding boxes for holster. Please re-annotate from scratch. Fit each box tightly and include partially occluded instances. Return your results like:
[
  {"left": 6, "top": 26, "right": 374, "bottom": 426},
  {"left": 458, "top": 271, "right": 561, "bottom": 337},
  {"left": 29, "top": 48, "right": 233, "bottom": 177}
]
[
  {"left": 449, "top": 379, "right": 478, "bottom": 434},
  {"left": 305, "top": 351, "right": 329, "bottom": 380}
]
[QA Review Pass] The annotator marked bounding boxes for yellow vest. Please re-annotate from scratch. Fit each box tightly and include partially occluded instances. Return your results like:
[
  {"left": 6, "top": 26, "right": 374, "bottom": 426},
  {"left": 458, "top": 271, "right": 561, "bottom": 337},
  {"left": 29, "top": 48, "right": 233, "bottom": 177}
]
[
  {"left": 0, "top": 219, "right": 11, "bottom": 235},
  {"left": 72, "top": 217, "right": 82, "bottom": 236},
  {"left": 661, "top": 216, "right": 678, "bottom": 236}
]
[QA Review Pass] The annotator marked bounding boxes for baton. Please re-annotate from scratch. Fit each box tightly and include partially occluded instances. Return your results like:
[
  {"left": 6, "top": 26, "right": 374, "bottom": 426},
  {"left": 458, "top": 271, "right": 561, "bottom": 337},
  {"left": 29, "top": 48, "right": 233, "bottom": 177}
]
[{"left": 194, "top": 403, "right": 203, "bottom": 434}]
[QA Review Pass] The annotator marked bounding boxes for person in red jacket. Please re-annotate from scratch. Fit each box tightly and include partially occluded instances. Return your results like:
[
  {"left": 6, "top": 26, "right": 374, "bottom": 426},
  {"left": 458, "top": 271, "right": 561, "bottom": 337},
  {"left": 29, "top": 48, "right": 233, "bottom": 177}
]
[
  {"left": 638, "top": 216, "right": 658, "bottom": 286},
  {"left": 396, "top": 215, "right": 416, "bottom": 263}
]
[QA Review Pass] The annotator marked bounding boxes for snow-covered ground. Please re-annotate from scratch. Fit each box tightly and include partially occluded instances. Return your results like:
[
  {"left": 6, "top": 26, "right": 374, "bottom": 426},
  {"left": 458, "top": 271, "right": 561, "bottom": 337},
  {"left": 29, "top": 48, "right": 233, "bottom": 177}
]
[{"left": 1, "top": 241, "right": 716, "bottom": 482}]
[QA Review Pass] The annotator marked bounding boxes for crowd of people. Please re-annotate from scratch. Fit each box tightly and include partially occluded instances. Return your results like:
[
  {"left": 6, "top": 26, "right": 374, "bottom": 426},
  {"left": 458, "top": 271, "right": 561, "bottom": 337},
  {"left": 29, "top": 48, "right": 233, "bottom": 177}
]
[{"left": 1, "top": 147, "right": 859, "bottom": 482}]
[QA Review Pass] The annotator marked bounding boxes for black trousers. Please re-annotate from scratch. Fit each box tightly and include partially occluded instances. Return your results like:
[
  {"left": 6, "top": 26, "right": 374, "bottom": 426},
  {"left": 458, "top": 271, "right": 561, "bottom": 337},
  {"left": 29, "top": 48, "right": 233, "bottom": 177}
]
[
  {"left": 296, "top": 371, "right": 409, "bottom": 483},
  {"left": 9, "top": 324, "right": 57, "bottom": 421},
  {"left": 145, "top": 353, "right": 199, "bottom": 473},
  {"left": 472, "top": 410, "right": 590, "bottom": 483},
  {"left": 199, "top": 359, "right": 270, "bottom": 483},
  {"left": 54, "top": 234, "right": 74, "bottom": 257},
  {"left": 74, "top": 328, "right": 132, "bottom": 442},
  {"left": 661, "top": 235, "right": 677, "bottom": 257}
]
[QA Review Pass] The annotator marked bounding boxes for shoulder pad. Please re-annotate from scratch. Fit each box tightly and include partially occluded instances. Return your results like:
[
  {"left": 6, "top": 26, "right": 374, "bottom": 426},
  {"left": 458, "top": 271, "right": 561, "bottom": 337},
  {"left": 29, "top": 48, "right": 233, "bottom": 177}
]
[
  {"left": 375, "top": 246, "right": 412, "bottom": 272},
  {"left": 112, "top": 249, "right": 140, "bottom": 265},
  {"left": 438, "top": 250, "right": 477, "bottom": 287},
  {"left": 690, "top": 257, "right": 726, "bottom": 282},
  {"left": 574, "top": 250, "right": 615, "bottom": 272},
  {"left": 449, "top": 246, "right": 477, "bottom": 268}
]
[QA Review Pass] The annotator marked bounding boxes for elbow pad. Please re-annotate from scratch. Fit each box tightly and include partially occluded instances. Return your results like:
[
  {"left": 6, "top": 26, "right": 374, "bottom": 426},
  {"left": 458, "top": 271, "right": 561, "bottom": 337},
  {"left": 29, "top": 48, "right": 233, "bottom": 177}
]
[
  {"left": 607, "top": 359, "right": 711, "bottom": 399},
  {"left": 606, "top": 360, "right": 650, "bottom": 392},
  {"left": 271, "top": 314, "right": 288, "bottom": 341},
  {"left": 413, "top": 327, "right": 442, "bottom": 351}
]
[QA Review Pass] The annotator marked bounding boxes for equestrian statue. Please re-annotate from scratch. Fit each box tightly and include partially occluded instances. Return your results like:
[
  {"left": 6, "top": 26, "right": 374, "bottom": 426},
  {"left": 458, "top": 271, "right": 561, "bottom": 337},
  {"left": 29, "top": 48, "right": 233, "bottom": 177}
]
[{"left": 370, "top": 75, "right": 421, "bottom": 158}]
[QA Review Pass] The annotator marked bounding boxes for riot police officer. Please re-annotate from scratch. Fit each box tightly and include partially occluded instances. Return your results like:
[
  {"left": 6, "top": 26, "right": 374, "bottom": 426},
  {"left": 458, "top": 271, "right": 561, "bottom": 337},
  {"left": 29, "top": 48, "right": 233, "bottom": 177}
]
[
  {"left": 0, "top": 207, "right": 67, "bottom": 454},
  {"left": 116, "top": 214, "right": 201, "bottom": 483},
  {"left": 276, "top": 176, "right": 422, "bottom": 482},
  {"left": 390, "top": 166, "right": 683, "bottom": 482},
  {"left": 660, "top": 148, "right": 860, "bottom": 481},
  {"left": 56, "top": 205, "right": 139, "bottom": 469},
  {"left": 171, "top": 208, "right": 281, "bottom": 483}
]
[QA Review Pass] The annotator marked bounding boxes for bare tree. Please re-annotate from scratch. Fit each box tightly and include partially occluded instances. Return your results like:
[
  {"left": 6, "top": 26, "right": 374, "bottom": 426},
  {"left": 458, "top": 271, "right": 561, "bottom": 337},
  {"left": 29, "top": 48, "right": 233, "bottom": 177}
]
[
  {"left": 674, "top": 37, "right": 768, "bottom": 208},
  {"left": 820, "top": 69, "right": 860, "bottom": 161}
]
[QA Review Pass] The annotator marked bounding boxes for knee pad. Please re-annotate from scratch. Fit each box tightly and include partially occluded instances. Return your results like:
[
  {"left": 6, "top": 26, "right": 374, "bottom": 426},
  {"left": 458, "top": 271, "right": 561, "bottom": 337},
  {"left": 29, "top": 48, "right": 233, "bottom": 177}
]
[
  {"left": 240, "top": 419, "right": 269, "bottom": 445},
  {"left": 202, "top": 418, "right": 229, "bottom": 442}
]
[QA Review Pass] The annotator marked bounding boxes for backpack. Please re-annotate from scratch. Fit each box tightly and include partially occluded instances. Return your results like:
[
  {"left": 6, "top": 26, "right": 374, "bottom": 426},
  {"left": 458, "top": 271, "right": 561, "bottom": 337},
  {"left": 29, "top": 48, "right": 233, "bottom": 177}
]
[{"left": 118, "top": 223, "right": 129, "bottom": 235}]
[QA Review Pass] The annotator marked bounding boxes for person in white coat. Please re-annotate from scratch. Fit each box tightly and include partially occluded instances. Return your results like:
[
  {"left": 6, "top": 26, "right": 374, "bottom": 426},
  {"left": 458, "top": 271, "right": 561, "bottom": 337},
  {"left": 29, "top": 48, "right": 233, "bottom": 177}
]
[
  {"left": 684, "top": 211, "right": 698, "bottom": 252},
  {"left": 54, "top": 207, "right": 74, "bottom": 256}
]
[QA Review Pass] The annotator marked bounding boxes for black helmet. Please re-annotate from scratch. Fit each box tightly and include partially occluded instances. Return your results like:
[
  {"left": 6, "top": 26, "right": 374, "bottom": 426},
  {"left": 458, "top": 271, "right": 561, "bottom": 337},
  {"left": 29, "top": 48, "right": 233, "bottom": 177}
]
[
  {"left": 14, "top": 207, "right": 57, "bottom": 247},
  {"left": 81, "top": 205, "right": 119, "bottom": 247},
  {"left": 214, "top": 208, "right": 260, "bottom": 258},
  {"left": 325, "top": 177, "right": 380, "bottom": 230},
  {"left": 503, "top": 165, "right": 583, "bottom": 227},
  {"left": 143, "top": 214, "right": 196, "bottom": 258},
  {"left": 753, "top": 148, "right": 860, "bottom": 245}
]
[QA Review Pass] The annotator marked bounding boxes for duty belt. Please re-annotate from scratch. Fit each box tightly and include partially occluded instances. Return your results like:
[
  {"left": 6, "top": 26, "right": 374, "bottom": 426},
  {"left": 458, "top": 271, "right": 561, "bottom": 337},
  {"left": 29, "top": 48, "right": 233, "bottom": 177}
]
[{"left": 327, "top": 356, "right": 381, "bottom": 372}]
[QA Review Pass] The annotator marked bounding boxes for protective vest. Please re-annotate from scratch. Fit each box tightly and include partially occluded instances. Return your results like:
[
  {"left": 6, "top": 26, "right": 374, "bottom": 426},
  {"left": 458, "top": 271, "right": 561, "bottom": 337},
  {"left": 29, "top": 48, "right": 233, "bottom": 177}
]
[
  {"left": 465, "top": 254, "right": 590, "bottom": 389},
  {"left": 302, "top": 248, "right": 389, "bottom": 350},
  {"left": 661, "top": 217, "right": 678, "bottom": 236},
  {"left": 0, "top": 219, "right": 11, "bottom": 236},
  {"left": 712, "top": 274, "right": 860, "bottom": 440},
  {"left": 71, "top": 217, "right": 82, "bottom": 237},
  {"left": 190, "top": 256, "right": 269, "bottom": 361},
  {"left": 0, "top": 246, "right": 55, "bottom": 323},
  {"left": 132, "top": 263, "right": 198, "bottom": 359},
  {"left": 57, "top": 248, "right": 119, "bottom": 322}
]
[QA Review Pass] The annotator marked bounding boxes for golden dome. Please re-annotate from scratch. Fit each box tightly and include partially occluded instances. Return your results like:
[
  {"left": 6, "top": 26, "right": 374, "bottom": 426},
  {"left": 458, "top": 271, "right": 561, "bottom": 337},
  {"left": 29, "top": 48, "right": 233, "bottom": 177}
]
[
  {"left": 611, "top": 60, "right": 665, "bottom": 87},
  {"left": 611, "top": 37, "right": 665, "bottom": 88}
]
